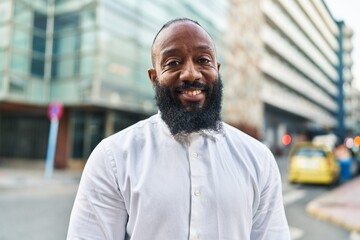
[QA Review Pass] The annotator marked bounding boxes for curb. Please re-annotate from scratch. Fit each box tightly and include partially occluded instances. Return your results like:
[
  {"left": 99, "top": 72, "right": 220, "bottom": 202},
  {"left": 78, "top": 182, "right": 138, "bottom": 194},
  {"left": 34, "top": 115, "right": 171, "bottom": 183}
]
[
  {"left": 305, "top": 176, "right": 360, "bottom": 233},
  {"left": 306, "top": 202, "right": 360, "bottom": 232}
]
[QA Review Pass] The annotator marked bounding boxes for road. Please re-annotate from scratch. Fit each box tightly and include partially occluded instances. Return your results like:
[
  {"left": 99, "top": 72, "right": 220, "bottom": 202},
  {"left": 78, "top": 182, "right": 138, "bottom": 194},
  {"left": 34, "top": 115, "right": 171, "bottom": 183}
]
[
  {"left": 277, "top": 155, "right": 351, "bottom": 240},
  {"left": 0, "top": 171, "right": 79, "bottom": 240}
]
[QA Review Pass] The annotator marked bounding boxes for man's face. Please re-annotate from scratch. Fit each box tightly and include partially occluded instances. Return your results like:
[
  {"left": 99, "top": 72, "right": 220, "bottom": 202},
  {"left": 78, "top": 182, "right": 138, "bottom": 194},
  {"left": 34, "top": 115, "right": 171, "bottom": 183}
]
[
  {"left": 148, "top": 21, "right": 220, "bottom": 111},
  {"left": 148, "top": 21, "right": 223, "bottom": 136}
]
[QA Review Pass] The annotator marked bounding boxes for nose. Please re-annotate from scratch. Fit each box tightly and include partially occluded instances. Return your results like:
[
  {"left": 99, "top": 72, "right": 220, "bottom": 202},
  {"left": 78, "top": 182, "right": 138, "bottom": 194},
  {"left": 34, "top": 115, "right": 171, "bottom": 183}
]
[{"left": 180, "top": 60, "right": 202, "bottom": 82}]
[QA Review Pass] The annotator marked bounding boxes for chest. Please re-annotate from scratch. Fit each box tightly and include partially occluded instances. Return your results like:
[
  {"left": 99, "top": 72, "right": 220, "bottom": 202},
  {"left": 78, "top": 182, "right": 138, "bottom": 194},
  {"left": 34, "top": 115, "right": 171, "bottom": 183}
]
[{"left": 120, "top": 136, "right": 258, "bottom": 218}]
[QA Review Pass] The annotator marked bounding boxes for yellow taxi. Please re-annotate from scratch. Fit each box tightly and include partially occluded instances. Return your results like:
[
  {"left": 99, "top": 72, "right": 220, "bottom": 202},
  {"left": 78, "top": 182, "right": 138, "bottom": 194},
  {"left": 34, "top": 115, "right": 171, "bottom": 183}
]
[{"left": 288, "top": 142, "right": 340, "bottom": 185}]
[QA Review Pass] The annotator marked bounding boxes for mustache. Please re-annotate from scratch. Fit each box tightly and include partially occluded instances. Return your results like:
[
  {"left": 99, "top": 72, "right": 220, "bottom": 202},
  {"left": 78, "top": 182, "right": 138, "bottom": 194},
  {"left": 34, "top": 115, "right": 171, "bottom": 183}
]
[{"left": 175, "top": 81, "right": 210, "bottom": 92}]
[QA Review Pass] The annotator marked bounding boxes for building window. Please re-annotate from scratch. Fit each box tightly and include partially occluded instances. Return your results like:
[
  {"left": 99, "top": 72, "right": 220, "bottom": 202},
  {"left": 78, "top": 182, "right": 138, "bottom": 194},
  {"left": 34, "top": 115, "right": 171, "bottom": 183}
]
[
  {"left": 71, "top": 111, "right": 105, "bottom": 159},
  {"left": 31, "top": 57, "right": 45, "bottom": 77},
  {"left": 52, "top": 12, "right": 80, "bottom": 79},
  {"left": 11, "top": 53, "right": 28, "bottom": 75},
  {"left": 33, "top": 12, "right": 47, "bottom": 31},
  {"left": 54, "top": 12, "right": 79, "bottom": 34},
  {"left": 31, "top": 12, "right": 47, "bottom": 78},
  {"left": 0, "top": 50, "right": 5, "bottom": 72}
]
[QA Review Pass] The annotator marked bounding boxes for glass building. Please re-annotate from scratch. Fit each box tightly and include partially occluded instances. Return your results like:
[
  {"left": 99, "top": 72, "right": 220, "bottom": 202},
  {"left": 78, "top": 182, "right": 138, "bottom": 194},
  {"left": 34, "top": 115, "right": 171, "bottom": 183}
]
[{"left": 0, "top": 0, "right": 228, "bottom": 167}]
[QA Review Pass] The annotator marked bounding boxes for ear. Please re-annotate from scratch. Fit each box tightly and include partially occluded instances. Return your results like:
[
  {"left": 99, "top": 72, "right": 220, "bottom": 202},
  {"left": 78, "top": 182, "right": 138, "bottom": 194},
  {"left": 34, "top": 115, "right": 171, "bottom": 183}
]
[
  {"left": 148, "top": 68, "right": 157, "bottom": 86},
  {"left": 217, "top": 62, "right": 221, "bottom": 71}
]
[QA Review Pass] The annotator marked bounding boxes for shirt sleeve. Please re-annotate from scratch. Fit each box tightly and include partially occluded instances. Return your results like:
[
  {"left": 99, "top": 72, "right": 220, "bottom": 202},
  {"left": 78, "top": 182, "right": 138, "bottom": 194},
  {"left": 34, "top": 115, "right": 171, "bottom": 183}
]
[
  {"left": 67, "top": 140, "right": 128, "bottom": 240},
  {"left": 250, "top": 149, "right": 291, "bottom": 240}
]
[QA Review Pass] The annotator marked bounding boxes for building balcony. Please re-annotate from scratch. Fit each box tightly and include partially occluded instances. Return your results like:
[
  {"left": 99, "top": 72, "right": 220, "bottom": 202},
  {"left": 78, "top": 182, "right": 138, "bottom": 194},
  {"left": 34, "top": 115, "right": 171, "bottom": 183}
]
[
  {"left": 261, "top": 53, "right": 337, "bottom": 112},
  {"left": 262, "top": 25, "right": 338, "bottom": 96},
  {"left": 261, "top": 80, "right": 336, "bottom": 127},
  {"left": 262, "top": 0, "right": 337, "bottom": 81}
]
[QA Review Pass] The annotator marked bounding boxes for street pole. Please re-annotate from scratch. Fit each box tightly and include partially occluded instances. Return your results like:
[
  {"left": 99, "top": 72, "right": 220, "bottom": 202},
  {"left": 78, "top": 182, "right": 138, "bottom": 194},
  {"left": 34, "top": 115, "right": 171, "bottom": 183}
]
[
  {"left": 336, "top": 21, "right": 345, "bottom": 143},
  {"left": 45, "top": 102, "right": 63, "bottom": 178},
  {"left": 45, "top": 119, "right": 59, "bottom": 178}
]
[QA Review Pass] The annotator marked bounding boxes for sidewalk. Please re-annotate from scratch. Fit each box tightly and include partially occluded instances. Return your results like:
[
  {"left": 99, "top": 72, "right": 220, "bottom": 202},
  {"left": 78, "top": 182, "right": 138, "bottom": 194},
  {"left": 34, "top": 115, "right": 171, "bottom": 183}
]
[
  {"left": 0, "top": 166, "right": 82, "bottom": 191},
  {"left": 306, "top": 176, "right": 360, "bottom": 235},
  {"left": 0, "top": 166, "right": 82, "bottom": 240}
]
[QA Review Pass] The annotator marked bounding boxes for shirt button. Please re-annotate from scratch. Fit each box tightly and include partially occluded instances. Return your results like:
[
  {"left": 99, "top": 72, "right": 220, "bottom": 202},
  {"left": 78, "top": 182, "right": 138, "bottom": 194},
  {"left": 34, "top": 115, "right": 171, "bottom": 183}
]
[
  {"left": 194, "top": 190, "right": 201, "bottom": 196},
  {"left": 192, "top": 152, "right": 198, "bottom": 158}
]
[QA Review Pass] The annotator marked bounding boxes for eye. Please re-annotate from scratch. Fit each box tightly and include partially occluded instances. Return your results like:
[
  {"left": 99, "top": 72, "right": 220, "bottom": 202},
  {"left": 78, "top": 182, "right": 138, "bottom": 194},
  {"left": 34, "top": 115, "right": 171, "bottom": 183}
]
[
  {"left": 198, "top": 57, "right": 211, "bottom": 65},
  {"left": 165, "top": 60, "right": 181, "bottom": 68}
]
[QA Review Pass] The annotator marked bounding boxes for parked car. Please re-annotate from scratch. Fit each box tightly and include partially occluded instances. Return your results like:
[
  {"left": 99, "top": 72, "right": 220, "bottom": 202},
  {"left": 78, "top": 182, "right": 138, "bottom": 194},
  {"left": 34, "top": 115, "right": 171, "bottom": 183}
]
[{"left": 288, "top": 142, "right": 340, "bottom": 185}]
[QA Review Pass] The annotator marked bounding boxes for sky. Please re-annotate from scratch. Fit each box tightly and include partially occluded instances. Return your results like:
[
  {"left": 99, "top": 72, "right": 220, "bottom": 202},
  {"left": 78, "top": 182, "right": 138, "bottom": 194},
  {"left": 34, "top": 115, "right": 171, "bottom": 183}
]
[{"left": 324, "top": 0, "right": 360, "bottom": 89}]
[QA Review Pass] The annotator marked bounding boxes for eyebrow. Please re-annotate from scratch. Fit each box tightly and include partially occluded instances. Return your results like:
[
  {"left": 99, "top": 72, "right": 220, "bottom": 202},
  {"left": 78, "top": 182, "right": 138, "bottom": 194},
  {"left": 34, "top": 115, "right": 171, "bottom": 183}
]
[
  {"left": 160, "top": 48, "right": 182, "bottom": 59},
  {"left": 160, "top": 45, "right": 215, "bottom": 59}
]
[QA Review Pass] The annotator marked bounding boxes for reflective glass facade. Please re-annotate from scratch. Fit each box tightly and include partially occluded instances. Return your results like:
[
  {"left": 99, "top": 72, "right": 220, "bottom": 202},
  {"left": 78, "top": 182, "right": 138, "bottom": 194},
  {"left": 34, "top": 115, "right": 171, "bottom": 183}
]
[
  {"left": 0, "top": 0, "right": 229, "bottom": 163},
  {"left": 1, "top": 0, "right": 228, "bottom": 107}
]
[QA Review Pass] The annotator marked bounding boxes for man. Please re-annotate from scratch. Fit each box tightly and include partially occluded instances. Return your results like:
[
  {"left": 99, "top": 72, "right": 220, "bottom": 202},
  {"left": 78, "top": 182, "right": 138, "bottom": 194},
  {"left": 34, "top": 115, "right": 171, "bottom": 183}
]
[{"left": 67, "top": 18, "right": 290, "bottom": 240}]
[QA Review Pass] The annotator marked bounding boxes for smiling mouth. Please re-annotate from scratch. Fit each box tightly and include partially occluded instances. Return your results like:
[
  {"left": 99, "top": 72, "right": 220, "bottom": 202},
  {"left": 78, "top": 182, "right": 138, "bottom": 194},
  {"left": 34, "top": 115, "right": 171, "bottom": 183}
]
[
  {"left": 179, "top": 89, "right": 205, "bottom": 106},
  {"left": 183, "top": 90, "right": 202, "bottom": 96}
]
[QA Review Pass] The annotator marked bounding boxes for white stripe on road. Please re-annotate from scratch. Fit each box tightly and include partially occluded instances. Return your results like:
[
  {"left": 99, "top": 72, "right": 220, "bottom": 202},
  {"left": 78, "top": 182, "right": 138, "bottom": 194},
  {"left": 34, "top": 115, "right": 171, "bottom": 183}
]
[{"left": 283, "top": 189, "right": 306, "bottom": 206}]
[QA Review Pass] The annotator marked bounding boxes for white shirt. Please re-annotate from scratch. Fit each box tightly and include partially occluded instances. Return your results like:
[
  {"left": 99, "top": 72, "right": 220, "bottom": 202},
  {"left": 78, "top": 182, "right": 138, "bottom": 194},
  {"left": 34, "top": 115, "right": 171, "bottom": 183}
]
[{"left": 67, "top": 113, "right": 290, "bottom": 240}]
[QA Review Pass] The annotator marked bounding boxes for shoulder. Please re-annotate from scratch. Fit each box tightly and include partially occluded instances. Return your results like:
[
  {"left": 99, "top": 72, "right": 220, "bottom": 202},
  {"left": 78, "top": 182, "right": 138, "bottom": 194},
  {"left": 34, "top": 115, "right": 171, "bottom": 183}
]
[
  {"left": 221, "top": 122, "right": 276, "bottom": 183},
  {"left": 102, "top": 113, "right": 171, "bottom": 156},
  {"left": 87, "top": 114, "right": 160, "bottom": 172},
  {"left": 222, "top": 122, "right": 271, "bottom": 157}
]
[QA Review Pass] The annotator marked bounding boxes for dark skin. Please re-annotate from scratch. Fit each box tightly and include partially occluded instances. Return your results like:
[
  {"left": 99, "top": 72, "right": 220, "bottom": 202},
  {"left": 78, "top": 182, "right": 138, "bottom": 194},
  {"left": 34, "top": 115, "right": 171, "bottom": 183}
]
[{"left": 148, "top": 21, "right": 221, "bottom": 111}]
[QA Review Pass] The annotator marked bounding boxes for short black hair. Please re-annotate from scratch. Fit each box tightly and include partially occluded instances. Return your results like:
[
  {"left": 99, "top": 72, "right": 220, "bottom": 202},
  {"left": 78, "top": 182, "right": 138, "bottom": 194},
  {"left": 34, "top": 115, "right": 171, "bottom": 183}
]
[
  {"left": 152, "top": 18, "right": 201, "bottom": 47},
  {"left": 151, "top": 18, "right": 204, "bottom": 66}
]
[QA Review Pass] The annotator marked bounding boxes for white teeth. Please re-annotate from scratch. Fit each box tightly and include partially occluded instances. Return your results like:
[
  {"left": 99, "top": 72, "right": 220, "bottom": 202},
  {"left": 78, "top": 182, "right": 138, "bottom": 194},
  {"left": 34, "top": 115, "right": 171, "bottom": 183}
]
[{"left": 184, "top": 90, "right": 201, "bottom": 96}]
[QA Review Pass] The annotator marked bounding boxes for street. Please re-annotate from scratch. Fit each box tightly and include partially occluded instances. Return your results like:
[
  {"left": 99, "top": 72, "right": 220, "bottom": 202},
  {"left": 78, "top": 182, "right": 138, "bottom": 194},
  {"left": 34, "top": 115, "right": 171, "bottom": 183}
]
[
  {"left": 0, "top": 158, "right": 355, "bottom": 240},
  {"left": 277, "top": 156, "right": 351, "bottom": 240},
  {"left": 0, "top": 170, "right": 79, "bottom": 240}
]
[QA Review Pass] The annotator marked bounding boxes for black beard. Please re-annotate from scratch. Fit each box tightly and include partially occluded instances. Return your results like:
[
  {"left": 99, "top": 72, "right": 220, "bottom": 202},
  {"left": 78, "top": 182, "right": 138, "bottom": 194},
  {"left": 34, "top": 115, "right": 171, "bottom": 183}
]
[{"left": 154, "top": 77, "right": 223, "bottom": 136}]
